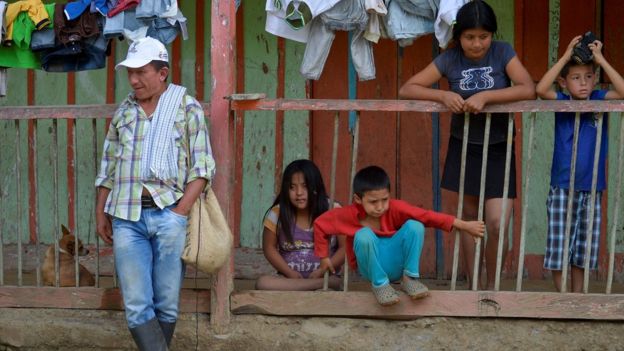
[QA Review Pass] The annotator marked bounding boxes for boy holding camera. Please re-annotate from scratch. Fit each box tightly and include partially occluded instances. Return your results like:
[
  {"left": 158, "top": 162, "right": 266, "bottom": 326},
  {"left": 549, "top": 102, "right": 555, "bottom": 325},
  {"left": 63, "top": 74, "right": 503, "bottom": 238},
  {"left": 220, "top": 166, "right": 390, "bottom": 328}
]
[{"left": 536, "top": 34, "right": 624, "bottom": 292}]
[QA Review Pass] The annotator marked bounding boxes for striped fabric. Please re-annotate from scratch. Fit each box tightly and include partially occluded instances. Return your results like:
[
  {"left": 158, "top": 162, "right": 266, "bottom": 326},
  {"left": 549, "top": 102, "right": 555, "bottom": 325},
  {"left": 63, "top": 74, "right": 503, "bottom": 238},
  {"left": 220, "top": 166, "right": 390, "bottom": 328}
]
[
  {"left": 544, "top": 186, "right": 601, "bottom": 271},
  {"left": 95, "top": 92, "right": 216, "bottom": 221},
  {"left": 140, "top": 84, "right": 187, "bottom": 181}
]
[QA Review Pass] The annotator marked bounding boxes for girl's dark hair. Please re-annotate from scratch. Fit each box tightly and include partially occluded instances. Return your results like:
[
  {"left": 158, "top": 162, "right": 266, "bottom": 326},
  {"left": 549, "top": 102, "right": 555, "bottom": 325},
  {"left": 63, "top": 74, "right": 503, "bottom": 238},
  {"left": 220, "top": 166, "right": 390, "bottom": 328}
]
[
  {"left": 452, "top": 0, "right": 498, "bottom": 42},
  {"left": 267, "top": 159, "right": 329, "bottom": 243},
  {"left": 353, "top": 165, "right": 391, "bottom": 197}
]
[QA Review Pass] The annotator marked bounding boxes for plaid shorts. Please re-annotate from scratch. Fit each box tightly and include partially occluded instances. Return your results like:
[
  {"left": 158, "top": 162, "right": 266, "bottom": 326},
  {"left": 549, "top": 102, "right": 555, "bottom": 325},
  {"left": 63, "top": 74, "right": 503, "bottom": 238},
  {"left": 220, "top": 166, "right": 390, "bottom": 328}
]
[{"left": 544, "top": 186, "right": 602, "bottom": 270}]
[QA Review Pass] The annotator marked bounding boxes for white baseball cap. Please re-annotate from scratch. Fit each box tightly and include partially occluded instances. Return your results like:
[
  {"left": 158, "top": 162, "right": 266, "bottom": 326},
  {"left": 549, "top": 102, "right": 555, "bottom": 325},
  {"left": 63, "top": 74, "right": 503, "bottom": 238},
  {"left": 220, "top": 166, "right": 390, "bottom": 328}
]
[{"left": 115, "top": 37, "right": 169, "bottom": 70}]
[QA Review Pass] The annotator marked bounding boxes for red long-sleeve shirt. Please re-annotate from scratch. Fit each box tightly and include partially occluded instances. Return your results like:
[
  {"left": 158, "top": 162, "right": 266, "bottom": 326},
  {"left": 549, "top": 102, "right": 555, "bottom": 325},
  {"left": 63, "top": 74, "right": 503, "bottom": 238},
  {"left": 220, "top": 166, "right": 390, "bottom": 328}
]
[{"left": 313, "top": 199, "right": 455, "bottom": 270}]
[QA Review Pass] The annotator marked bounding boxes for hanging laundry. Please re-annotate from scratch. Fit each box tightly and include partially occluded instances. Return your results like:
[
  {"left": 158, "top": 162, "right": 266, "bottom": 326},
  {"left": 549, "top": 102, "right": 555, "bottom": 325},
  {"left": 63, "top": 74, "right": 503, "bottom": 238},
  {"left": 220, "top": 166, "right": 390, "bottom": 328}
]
[
  {"left": 101, "top": 0, "right": 119, "bottom": 11},
  {"left": 434, "top": 0, "right": 468, "bottom": 48},
  {"left": 0, "top": 1, "right": 8, "bottom": 42},
  {"left": 38, "top": 3, "right": 109, "bottom": 72},
  {"left": 266, "top": 0, "right": 309, "bottom": 43},
  {"left": 30, "top": 27, "right": 55, "bottom": 51},
  {"left": 54, "top": 3, "right": 100, "bottom": 44},
  {"left": 4, "top": 0, "right": 50, "bottom": 45},
  {"left": 363, "top": 0, "right": 387, "bottom": 43},
  {"left": 108, "top": 0, "right": 140, "bottom": 18},
  {"left": 265, "top": 0, "right": 342, "bottom": 43},
  {"left": 0, "top": 2, "right": 53, "bottom": 70},
  {"left": 64, "top": 0, "right": 109, "bottom": 20},
  {"left": 136, "top": 0, "right": 188, "bottom": 43},
  {"left": 300, "top": 0, "right": 375, "bottom": 81},
  {"left": 135, "top": 0, "right": 177, "bottom": 19},
  {"left": 104, "top": 7, "right": 185, "bottom": 44},
  {"left": 41, "top": 33, "right": 109, "bottom": 72},
  {"left": 395, "top": 0, "right": 438, "bottom": 19},
  {"left": 384, "top": 0, "right": 435, "bottom": 47},
  {"left": 104, "top": 8, "right": 147, "bottom": 40}
]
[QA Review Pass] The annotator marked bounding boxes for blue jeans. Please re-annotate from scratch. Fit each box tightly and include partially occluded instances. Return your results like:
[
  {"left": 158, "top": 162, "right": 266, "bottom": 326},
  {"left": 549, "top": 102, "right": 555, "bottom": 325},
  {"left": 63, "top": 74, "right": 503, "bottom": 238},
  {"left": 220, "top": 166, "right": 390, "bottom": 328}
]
[
  {"left": 112, "top": 205, "right": 187, "bottom": 328},
  {"left": 353, "top": 219, "right": 425, "bottom": 288}
]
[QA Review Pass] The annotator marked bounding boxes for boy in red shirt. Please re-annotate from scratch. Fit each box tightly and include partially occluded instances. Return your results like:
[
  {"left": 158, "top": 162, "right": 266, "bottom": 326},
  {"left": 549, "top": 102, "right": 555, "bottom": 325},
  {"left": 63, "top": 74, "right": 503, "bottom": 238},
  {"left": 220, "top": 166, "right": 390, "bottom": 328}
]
[{"left": 314, "top": 166, "right": 484, "bottom": 306}]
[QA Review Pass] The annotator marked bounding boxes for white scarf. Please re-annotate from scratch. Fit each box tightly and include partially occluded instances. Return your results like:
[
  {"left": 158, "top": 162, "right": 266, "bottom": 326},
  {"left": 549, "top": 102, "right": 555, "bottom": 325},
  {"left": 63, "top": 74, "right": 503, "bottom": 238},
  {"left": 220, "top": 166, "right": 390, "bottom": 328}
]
[{"left": 140, "top": 84, "right": 186, "bottom": 181}]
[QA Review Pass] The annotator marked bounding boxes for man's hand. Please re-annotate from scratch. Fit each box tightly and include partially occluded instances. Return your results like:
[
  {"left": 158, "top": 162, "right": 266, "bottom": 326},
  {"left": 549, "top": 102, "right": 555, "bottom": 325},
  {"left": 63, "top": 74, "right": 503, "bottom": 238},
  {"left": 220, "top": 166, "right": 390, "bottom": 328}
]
[
  {"left": 171, "top": 204, "right": 191, "bottom": 217},
  {"left": 96, "top": 212, "right": 113, "bottom": 245}
]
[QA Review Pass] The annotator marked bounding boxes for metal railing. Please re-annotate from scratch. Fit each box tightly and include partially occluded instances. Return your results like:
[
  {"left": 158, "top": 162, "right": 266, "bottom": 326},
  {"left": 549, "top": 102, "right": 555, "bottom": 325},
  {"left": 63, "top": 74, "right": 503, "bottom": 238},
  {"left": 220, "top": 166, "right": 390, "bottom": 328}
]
[
  {"left": 0, "top": 99, "right": 623, "bottom": 298},
  {"left": 231, "top": 97, "right": 624, "bottom": 294}
]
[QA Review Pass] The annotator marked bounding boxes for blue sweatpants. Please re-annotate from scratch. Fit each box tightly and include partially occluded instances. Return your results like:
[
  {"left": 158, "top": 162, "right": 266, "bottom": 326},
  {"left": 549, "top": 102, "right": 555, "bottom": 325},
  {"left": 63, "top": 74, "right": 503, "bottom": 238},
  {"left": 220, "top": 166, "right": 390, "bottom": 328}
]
[{"left": 353, "top": 219, "right": 425, "bottom": 288}]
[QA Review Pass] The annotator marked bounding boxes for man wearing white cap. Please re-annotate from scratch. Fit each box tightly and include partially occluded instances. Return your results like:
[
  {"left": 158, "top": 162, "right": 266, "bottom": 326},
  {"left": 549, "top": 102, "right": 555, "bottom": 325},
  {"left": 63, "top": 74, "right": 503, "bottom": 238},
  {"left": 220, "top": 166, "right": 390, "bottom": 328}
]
[{"left": 95, "top": 36, "right": 215, "bottom": 350}]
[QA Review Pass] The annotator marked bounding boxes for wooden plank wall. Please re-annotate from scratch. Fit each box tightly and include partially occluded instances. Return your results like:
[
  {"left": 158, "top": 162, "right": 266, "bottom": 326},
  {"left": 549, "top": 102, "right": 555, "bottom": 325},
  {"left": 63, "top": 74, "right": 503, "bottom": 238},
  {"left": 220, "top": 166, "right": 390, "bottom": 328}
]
[{"left": 236, "top": 0, "right": 310, "bottom": 248}]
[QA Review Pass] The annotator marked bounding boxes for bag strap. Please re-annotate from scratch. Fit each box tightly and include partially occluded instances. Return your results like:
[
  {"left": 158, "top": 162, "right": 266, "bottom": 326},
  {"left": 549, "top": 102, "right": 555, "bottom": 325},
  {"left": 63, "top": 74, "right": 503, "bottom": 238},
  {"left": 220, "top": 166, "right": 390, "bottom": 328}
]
[{"left": 182, "top": 94, "right": 203, "bottom": 349}]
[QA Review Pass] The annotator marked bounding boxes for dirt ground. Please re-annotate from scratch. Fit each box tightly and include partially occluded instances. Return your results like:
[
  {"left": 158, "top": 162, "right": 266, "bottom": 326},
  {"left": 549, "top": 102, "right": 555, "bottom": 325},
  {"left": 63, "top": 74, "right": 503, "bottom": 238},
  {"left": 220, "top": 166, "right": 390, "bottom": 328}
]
[{"left": 2, "top": 307, "right": 624, "bottom": 351}]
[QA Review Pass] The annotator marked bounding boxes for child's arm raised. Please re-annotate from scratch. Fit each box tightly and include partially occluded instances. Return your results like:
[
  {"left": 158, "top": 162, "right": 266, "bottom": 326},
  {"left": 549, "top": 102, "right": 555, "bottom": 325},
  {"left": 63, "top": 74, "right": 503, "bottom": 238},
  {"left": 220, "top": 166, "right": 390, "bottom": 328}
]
[
  {"left": 591, "top": 40, "right": 624, "bottom": 99},
  {"left": 536, "top": 36, "right": 581, "bottom": 100},
  {"left": 452, "top": 219, "right": 485, "bottom": 239},
  {"left": 262, "top": 227, "right": 303, "bottom": 279},
  {"left": 399, "top": 62, "right": 467, "bottom": 114}
]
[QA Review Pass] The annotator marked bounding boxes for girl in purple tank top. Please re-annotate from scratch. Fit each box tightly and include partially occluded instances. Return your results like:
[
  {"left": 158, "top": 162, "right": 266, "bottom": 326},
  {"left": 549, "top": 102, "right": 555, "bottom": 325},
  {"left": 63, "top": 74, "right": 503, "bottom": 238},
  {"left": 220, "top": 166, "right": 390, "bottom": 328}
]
[{"left": 255, "top": 159, "right": 346, "bottom": 291}]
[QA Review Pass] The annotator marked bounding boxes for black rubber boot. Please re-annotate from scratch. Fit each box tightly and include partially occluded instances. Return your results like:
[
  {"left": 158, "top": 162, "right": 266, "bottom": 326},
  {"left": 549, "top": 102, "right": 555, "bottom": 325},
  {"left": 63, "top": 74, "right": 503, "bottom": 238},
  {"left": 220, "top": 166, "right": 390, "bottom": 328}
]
[
  {"left": 159, "top": 320, "right": 176, "bottom": 348},
  {"left": 129, "top": 317, "right": 168, "bottom": 351}
]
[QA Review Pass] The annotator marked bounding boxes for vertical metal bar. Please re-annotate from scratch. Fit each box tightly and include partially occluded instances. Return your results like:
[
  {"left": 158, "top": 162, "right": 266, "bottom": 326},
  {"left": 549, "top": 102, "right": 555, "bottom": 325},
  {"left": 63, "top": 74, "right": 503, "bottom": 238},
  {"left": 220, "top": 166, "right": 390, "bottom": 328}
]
[
  {"left": 16, "top": 120, "right": 23, "bottom": 286},
  {"left": 93, "top": 118, "right": 100, "bottom": 288},
  {"left": 324, "top": 112, "right": 340, "bottom": 290},
  {"left": 606, "top": 112, "right": 624, "bottom": 294},
  {"left": 494, "top": 114, "right": 514, "bottom": 291},
  {"left": 451, "top": 113, "right": 470, "bottom": 290},
  {"left": 74, "top": 119, "right": 80, "bottom": 287},
  {"left": 345, "top": 116, "right": 360, "bottom": 292},
  {"left": 583, "top": 114, "right": 604, "bottom": 293},
  {"left": 561, "top": 112, "right": 581, "bottom": 293},
  {"left": 53, "top": 119, "right": 60, "bottom": 287},
  {"left": 472, "top": 113, "right": 491, "bottom": 291},
  {"left": 516, "top": 112, "right": 536, "bottom": 292},
  {"left": 33, "top": 120, "right": 41, "bottom": 287}
]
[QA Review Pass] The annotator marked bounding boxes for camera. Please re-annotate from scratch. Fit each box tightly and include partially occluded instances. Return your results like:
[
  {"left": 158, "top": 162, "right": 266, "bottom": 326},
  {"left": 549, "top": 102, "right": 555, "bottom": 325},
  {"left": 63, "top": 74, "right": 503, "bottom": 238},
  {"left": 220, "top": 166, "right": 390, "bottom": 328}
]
[{"left": 571, "top": 31, "right": 598, "bottom": 64}]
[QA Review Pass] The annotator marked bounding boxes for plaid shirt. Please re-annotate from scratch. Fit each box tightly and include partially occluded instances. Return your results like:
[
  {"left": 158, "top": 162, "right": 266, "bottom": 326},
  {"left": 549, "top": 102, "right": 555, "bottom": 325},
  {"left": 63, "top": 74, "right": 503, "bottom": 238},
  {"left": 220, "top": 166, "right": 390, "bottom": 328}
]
[{"left": 95, "top": 92, "right": 216, "bottom": 221}]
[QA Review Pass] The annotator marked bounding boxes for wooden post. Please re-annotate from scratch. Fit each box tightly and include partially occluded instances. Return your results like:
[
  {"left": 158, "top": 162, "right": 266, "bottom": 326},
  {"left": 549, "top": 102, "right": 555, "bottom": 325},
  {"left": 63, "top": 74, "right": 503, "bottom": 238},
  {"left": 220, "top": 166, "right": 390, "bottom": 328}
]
[{"left": 210, "top": 0, "right": 236, "bottom": 333}]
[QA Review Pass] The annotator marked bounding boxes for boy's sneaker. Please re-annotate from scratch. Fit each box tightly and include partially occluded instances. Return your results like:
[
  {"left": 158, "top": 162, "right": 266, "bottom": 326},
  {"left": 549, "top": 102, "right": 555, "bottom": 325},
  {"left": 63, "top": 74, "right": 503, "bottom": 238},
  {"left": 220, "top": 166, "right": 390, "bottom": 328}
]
[
  {"left": 401, "top": 277, "right": 430, "bottom": 299},
  {"left": 371, "top": 284, "right": 400, "bottom": 306}
]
